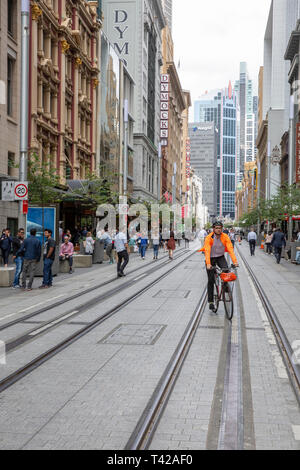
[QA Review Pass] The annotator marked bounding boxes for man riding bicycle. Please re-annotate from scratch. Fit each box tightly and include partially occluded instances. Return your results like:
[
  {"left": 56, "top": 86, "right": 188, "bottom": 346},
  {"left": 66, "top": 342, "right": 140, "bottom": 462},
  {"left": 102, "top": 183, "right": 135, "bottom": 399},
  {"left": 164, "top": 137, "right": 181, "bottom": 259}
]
[{"left": 204, "top": 221, "right": 239, "bottom": 312}]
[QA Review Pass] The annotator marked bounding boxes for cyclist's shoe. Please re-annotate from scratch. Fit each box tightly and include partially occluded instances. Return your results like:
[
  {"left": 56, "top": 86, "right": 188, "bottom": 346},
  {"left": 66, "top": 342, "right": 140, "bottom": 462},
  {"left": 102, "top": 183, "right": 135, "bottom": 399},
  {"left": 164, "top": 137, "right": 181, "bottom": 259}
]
[{"left": 209, "top": 302, "right": 215, "bottom": 312}]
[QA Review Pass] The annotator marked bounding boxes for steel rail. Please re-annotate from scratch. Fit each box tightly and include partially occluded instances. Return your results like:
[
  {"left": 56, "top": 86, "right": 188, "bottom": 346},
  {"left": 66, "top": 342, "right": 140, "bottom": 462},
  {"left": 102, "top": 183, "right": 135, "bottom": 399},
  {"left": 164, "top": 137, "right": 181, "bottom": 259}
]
[
  {"left": 237, "top": 247, "right": 300, "bottom": 401},
  {"left": 0, "top": 249, "right": 197, "bottom": 394},
  {"left": 5, "top": 250, "right": 190, "bottom": 353},
  {"left": 0, "top": 248, "right": 187, "bottom": 333},
  {"left": 125, "top": 289, "right": 208, "bottom": 450}
]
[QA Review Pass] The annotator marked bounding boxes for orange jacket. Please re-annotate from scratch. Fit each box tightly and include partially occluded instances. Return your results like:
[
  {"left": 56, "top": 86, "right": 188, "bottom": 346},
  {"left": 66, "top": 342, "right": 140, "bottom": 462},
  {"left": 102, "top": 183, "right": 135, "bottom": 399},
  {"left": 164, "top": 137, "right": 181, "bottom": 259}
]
[{"left": 203, "top": 232, "right": 238, "bottom": 266}]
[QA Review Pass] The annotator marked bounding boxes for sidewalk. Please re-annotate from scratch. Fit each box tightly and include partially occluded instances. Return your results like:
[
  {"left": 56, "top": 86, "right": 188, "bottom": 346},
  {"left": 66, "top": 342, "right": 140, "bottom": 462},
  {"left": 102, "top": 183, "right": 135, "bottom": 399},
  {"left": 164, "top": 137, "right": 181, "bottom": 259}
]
[{"left": 237, "top": 240, "right": 300, "bottom": 350}]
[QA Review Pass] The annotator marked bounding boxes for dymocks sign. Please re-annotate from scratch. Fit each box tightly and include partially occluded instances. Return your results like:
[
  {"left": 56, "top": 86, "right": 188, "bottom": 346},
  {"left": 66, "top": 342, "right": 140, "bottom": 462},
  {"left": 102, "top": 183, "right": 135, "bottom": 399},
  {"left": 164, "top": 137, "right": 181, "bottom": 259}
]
[{"left": 160, "top": 74, "right": 170, "bottom": 146}]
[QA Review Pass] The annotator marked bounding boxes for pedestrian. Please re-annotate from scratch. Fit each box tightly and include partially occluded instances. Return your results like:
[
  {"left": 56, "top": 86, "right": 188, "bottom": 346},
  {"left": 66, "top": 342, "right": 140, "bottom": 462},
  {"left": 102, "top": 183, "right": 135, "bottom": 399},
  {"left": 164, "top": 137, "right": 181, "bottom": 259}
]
[
  {"left": 0, "top": 228, "right": 13, "bottom": 267},
  {"left": 183, "top": 232, "right": 190, "bottom": 249},
  {"left": 198, "top": 228, "right": 208, "bottom": 249},
  {"left": 100, "top": 227, "right": 114, "bottom": 264},
  {"left": 12, "top": 228, "right": 25, "bottom": 288},
  {"left": 40, "top": 229, "right": 56, "bottom": 289},
  {"left": 81, "top": 226, "right": 88, "bottom": 237},
  {"left": 265, "top": 231, "right": 273, "bottom": 255},
  {"left": 167, "top": 231, "right": 176, "bottom": 260},
  {"left": 248, "top": 229, "right": 257, "bottom": 256},
  {"left": 271, "top": 228, "right": 286, "bottom": 264},
  {"left": 139, "top": 233, "right": 149, "bottom": 260},
  {"left": 72, "top": 226, "right": 81, "bottom": 246},
  {"left": 152, "top": 237, "right": 160, "bottom": 260},
  {"left": 19, "top": 228, "right": 41, "bottom": 291},
  {"left": 229, "top": 228, "right": 236, "bottom": 248},
  {"left": 115, "top": 229, "right": 129, "bottom": 278},
  {"left": 84, "top": 232, "right": 94, "bottom": 255},
  {"left": 59, "top": 235, "right": 74, "bottom": 274},
  {"left": 223, "top": 228, "right": 229, "bottom": 235}
]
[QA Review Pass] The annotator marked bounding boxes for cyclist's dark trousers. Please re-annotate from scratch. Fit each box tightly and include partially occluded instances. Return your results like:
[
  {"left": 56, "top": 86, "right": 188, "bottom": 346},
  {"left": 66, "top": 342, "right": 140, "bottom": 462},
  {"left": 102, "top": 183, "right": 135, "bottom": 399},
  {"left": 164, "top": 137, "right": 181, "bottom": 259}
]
[
  {"left": 249, "top": 240, "right": 256, "bottom": 256},
  {"left": 274, "top": 246, "right": 282, "bottom": 264},
  {"left": 207, "top": 256, "right": 228, "bottom": 303}
]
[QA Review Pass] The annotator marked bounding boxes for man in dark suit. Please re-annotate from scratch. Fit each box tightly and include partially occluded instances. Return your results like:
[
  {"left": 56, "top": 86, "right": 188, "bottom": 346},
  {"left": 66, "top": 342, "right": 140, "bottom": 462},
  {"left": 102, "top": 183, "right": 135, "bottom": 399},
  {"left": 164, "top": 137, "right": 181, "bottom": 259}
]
[{"left": 271, "top": 228, "right": 286, "bottom": 264}]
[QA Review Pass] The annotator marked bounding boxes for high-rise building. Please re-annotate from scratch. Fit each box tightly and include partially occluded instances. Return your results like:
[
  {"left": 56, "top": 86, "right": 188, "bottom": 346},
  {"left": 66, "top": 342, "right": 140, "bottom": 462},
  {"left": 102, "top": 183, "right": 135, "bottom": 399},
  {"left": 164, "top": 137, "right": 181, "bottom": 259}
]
[
  {"left": 0, "top": 0, "right": 21, "bottom": 232},
  {"left": 192, "top": 84, "right": 239, "bottom": 219},
  {"left": 102, "top": 0, "right": 165, "bottom": 201},
  {"left": 161, "top": 0, "right": 173, "bottom": 33},
  {"left": 188, "top": 123, "right": 217, "bottom": 217},
  {"left": 220, "top": 83, "right": 238, "bottom": 219},
  {"left": 235, "top": 62, "right": 256, "bottom": 182},
  {"left": 260, "top": 0, "right": 300, "bottom": 199}
]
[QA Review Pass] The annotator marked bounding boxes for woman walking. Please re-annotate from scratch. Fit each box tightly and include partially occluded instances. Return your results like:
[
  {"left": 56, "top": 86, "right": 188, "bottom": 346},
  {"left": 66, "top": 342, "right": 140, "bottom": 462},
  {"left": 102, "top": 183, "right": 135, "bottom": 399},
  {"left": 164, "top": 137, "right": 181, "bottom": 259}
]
[
  {"left": 0, "top": 228, "right": 13, "bottom": 267},
  {"left": 84, "top": 232, "right": 95, "bottom": 256},
  {"left": 167, "top": 231, "right": 176, "bottom": 260}
]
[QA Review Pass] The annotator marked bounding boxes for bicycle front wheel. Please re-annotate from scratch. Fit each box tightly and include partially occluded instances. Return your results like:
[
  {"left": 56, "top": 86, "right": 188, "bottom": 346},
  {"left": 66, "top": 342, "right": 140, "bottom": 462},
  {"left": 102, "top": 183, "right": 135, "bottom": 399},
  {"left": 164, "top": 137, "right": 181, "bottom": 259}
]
[{"left": 223, "top": 283, "right": 234, "bottom": 321}]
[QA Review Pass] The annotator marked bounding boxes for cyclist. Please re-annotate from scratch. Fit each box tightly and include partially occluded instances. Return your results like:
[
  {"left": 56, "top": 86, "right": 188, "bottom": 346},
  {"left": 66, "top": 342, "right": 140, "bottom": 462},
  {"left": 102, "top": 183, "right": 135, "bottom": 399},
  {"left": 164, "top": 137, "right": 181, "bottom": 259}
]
[{"left": 204, "top": 221, "right": 239, "bottom": 312}]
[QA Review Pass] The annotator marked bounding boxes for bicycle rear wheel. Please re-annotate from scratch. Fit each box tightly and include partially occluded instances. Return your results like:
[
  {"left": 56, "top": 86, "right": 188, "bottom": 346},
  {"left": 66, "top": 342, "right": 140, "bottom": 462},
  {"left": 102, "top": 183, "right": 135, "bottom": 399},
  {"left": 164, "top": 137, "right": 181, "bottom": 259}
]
[
  {"left": 213, "top": 275, "right": 220, "bottom": 313},
  {"left": 223, "top": 283, "right": 234, "bottom": 320}
]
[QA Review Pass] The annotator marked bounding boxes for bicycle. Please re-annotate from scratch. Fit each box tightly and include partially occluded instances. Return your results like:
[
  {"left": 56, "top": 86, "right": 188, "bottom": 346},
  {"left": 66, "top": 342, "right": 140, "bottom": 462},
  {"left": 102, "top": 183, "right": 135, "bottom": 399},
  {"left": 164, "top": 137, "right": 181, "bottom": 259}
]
[{"left": 212, "top": 265, "right": 237, "bottom": 320}]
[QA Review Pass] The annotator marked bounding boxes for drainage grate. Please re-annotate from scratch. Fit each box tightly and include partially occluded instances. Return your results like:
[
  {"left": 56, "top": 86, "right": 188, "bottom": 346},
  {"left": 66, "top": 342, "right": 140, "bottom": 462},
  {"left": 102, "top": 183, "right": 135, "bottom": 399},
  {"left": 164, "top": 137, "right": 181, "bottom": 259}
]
[
  {"left": 153, "top": 290, "right": 191, "bottom": 299},
  {"left": 99, "top": 324, "right": 167, "bottom": 346}
]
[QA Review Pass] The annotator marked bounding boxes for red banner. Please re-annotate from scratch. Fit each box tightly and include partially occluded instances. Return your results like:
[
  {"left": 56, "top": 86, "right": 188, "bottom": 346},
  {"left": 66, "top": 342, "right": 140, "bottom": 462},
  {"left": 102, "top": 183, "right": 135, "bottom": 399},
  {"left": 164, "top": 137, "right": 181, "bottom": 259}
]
[
  {"left": 22, "top": 200, "right": 28, "bottom": 214},
  {"left": 296, "top": 123, "right": 300, "bottom": 183}
]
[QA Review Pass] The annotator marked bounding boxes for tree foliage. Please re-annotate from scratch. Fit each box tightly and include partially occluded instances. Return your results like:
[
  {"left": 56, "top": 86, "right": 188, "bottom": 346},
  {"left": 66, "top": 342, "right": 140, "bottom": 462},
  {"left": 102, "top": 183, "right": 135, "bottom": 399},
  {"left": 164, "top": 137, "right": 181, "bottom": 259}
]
[
  {"left": 238, "top": 184, "right": 300, "bottom": 227},
  {"left": 28, "top": 153, "right": 65, "bottom": 205}
]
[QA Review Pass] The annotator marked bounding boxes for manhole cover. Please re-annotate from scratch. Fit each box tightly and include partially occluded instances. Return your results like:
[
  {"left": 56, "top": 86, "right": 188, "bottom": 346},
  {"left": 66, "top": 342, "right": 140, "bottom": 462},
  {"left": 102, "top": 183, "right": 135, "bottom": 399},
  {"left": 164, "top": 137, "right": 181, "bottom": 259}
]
[
  {"left": 99, "top": 324, "right": 166, "bottom": 345},
  {"left": 153, "top": 290, "right": 190, "bottom": 299}
]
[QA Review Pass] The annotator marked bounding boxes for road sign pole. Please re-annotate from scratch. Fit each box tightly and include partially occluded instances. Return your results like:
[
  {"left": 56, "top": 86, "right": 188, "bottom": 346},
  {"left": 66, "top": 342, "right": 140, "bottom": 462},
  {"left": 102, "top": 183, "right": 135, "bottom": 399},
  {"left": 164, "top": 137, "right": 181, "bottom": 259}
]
[{"left": 19, "top": 0, "right": 30, "bottom": 228}]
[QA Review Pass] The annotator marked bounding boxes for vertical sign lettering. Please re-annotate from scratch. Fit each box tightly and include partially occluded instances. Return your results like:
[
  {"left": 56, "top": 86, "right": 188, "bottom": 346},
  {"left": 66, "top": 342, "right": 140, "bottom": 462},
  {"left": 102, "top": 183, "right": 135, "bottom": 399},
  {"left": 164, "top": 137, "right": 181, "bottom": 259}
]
[{"left": 160, "top": 74, "right": 170, "bottom": 146}]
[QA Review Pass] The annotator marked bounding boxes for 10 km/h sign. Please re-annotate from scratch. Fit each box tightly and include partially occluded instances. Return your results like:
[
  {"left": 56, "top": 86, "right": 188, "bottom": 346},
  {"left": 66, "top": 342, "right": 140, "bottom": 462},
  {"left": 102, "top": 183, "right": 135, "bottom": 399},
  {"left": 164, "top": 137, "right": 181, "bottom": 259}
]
[{"left": 14, "top": 182, "right": 28, "bottom": 200}]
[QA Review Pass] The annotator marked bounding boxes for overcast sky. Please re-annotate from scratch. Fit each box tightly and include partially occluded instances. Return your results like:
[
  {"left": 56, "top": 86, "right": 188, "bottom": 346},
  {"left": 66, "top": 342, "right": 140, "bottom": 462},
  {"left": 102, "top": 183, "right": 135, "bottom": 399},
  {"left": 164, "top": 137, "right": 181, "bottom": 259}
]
[{"left": 172, "top": 0, "right": 271, "bottom": 114}]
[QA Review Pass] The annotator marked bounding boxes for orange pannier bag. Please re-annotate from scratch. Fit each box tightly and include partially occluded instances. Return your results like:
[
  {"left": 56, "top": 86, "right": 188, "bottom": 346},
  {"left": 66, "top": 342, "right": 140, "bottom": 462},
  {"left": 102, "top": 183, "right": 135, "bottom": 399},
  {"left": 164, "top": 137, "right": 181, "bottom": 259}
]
[{"left": 220, "top": 272, "right": 237, "bottom": 283}]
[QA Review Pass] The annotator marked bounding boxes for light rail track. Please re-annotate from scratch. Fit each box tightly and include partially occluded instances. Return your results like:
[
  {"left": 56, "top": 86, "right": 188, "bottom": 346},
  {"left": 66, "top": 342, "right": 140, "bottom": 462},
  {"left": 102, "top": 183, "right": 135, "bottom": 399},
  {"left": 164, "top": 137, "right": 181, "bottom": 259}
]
[
  {"left": 237, "top": 247, "right": 300, "bottom": 404},
  {"left": 0, "top": 249, "right": 187, "bottom": 333},
  {"left": 125, "top": 288, "right": 208, "bottom": 450},
  {"left": 0, "top": 248, "right": 196, "bottom": 394}
]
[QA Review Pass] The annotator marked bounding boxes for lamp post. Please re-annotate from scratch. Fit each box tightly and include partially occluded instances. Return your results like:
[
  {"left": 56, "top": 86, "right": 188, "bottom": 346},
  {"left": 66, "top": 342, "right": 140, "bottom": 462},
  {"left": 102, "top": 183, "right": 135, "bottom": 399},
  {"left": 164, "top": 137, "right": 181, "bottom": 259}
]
[
  {"left": 19, "top": 0, "right": 30, "bottom": 227},
  {"left": 288, "top": 93, "right": 295, "bottom": 241},
  {"left": 123, "top": 99, "right": 128, "bottom": 195},
  {"left": 267, "top": 141, "right": 271, "bottom": 231}
]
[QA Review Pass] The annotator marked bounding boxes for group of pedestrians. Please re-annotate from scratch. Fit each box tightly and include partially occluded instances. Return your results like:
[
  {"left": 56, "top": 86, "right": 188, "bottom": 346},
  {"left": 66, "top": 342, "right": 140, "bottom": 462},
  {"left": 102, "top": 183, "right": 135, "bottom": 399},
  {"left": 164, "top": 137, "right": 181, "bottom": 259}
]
[
  {"left": 247, "top": 227, "right": 288, "bottom": 264},
  {"left": 0, "top": 227, "right": 59, "bottom": 291}
]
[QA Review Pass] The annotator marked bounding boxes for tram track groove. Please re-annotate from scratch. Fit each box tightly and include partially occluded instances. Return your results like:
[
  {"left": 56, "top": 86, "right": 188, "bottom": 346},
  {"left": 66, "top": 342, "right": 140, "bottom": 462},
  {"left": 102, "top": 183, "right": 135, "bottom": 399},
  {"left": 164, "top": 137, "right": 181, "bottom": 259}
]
[
  {"left": 124, "top": 289, "right": 208, "bottom": 450},
  {"left": 3, "top": 250, "right": 190, "bottom": 353},
  {"left": 237, "top": 247, "right": 300, "bottom": 405},
  {"left": 0, "top": 248, "right": 186, "bottom": 332},
  {"left": 0, "top": 248, "right": 197, "bottom": 394}
]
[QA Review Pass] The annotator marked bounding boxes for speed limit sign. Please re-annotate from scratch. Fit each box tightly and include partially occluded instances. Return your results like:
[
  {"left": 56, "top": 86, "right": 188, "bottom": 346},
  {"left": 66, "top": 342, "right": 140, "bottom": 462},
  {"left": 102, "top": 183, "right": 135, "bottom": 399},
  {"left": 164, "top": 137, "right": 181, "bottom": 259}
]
[{"left": 14, "top": 182, "right": 28, "bottom": 200}]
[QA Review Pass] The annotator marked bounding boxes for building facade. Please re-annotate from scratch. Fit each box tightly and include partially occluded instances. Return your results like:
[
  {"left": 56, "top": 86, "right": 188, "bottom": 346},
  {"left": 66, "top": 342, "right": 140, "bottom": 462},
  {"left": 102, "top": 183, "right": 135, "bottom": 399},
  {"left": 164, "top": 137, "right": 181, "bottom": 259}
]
[
  {"left": 161, "top": 0, "right": 173, "bottom": 33},
  {"left": 188, "top": 122, "right": 217, "bottom": 217},
  {"left": 180, "top": 91, "right": 192, "bottom": 204},
  {"left": 234, "top": 62, "right": 256, "bottom": 182},
  {"left": 262, "top": 0, "right": 300, "bottom": 199},
  {"left": 99, "top": 31, "right": 135, "bottom": 195},
  {"left": 28, "top": 0, "right": 101, "bottom": 185},
  {"left": 102, "top": 0, "right": 165, "bottom": 201},
  {"left": 161, "top": 25, "right": 186, "bottom": 203},
  {"left": 220, "top": 83, "right": 238, "bottom": 219},
  {"left": 0, "top": 0, "right": 21, "bottom": 233}
]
